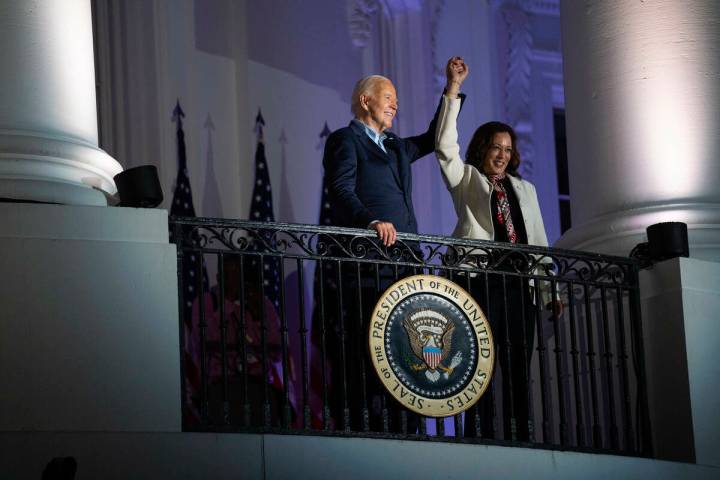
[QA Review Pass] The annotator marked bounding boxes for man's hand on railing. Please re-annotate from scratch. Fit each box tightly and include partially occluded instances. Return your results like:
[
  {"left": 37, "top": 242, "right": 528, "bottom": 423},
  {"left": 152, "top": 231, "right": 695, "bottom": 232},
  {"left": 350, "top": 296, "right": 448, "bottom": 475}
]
[{"left": 369, "top": 220, "right": 397, "bottom": 247}]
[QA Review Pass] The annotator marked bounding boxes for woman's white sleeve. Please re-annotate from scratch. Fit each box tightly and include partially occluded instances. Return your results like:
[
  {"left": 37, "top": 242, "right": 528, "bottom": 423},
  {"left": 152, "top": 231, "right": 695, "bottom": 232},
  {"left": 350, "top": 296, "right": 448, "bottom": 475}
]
[{"left": 434, "top": 95, "right": 465, "bottom": 189}]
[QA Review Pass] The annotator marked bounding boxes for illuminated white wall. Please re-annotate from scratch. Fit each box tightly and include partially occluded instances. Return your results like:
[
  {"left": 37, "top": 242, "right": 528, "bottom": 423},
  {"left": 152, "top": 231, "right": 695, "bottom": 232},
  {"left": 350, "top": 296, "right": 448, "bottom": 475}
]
[
  {"left": 557, "top": 0, "right": 720, "bottom": 260},
  {"left": 0, "top": 0, "right": 121, "bottom": 205}
]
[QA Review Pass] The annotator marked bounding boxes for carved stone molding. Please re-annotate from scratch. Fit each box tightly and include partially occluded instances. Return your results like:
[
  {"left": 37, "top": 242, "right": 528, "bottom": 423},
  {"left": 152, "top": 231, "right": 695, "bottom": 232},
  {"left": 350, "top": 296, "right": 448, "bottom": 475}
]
[
  {"left": 490, "top": 0, "right": 559, "bottom": 16},
  {"left": 531, "top": 49, "right": 565, "bottom": 109},
  {"left": 346, "top": 0, "right": 381, "bottom": 48},
  {"left": 501, "top": 5, "right": 534, "bottom": 177},
  {"left": 428, "top": 0, "right": 446, "bottom": 91},
  {"left": 523, "top": 0, "right": 559, "bottom": 16}
]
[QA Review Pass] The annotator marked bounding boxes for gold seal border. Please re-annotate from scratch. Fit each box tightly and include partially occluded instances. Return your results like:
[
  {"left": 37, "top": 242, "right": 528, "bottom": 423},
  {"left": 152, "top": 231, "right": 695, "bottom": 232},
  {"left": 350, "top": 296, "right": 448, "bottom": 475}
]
[{"left": 368, "top": 274, "right": 495, "bottom": 418}]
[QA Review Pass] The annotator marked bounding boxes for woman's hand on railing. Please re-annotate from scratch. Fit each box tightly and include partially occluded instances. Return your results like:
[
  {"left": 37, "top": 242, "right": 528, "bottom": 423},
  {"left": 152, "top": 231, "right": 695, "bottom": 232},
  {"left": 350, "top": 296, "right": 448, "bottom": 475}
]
[{"left": 547, "top": 299, "right": 564, "bottom": 317}]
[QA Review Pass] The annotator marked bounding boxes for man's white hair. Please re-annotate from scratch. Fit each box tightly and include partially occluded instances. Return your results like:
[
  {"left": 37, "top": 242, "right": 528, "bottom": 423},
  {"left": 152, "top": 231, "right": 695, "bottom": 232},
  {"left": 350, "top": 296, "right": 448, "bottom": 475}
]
[{"left": 351, "top": 75, "right": 392, "bottom": 118}]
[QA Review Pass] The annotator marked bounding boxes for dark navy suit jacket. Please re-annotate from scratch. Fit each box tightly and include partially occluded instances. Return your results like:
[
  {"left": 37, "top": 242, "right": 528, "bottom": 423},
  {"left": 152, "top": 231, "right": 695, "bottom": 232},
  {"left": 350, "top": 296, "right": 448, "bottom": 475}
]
[{"left": 323, "top": 95, "right": 465, "bottom": 234}]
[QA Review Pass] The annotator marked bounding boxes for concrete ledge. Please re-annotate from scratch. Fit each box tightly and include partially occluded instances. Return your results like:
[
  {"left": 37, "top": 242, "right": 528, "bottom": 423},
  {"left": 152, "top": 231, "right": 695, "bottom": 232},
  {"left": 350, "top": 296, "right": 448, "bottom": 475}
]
[
  {"left": 1, "top": 432, "right": 717, "bottom": 479},
  {"left": 0, "top": 203, "right": 169, "bottom": 243}
]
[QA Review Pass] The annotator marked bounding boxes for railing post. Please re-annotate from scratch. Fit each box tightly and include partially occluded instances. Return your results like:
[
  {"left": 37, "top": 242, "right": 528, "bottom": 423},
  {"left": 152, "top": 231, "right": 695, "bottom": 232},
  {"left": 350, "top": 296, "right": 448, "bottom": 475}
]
[{"left": 629, "top": 270, "right": 653, "bottom": 457}]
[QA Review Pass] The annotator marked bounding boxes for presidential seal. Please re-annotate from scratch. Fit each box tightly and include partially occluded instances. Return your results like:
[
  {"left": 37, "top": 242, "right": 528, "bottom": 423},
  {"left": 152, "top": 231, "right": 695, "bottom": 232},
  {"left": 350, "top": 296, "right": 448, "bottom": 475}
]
[{"left": 368, "top": 274, "right": 495, "bottom": 417}]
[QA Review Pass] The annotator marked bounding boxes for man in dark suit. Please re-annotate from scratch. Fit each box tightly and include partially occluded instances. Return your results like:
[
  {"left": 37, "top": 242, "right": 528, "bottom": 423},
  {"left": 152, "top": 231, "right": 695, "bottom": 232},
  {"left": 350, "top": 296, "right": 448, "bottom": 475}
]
[
  {"left": 323, "top": 59, "right": 466, "bottom": 245},
  {"left": 320, "top": 59, "right": 467, "bottom": 433}
]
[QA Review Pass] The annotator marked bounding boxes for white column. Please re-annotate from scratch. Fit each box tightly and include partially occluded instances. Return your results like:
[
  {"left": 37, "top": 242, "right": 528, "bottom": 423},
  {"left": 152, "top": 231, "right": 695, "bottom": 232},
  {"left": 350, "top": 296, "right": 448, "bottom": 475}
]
[
  {"left": 0, "top": 0, "right": 122, "bottom": 206},
  {"left": 557, "top": 1, "right": 720, "bottom": 261}
]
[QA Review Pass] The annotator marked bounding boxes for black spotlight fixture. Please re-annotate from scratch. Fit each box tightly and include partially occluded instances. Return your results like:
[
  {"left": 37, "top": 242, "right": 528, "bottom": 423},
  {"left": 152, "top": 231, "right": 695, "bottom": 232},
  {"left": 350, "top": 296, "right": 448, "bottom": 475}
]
[
  {"left": 630, "top": 221, "right": 689, "bottom": 267},
  {"left": 647, "top": 222, "right": 689, "bottom": 261},
  {"left": 113, "top": 165, "right": 163, "bottom": 208}
]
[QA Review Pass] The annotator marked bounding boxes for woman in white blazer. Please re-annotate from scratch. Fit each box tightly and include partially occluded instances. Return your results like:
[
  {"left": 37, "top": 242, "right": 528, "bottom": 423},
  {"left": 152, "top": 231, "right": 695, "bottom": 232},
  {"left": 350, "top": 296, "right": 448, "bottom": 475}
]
[
  {"left": 436, "top": 57, "right": 559, "bottom": 442},
  {"left": 435, "top": 99, "right": 549, "bottom": 247}
]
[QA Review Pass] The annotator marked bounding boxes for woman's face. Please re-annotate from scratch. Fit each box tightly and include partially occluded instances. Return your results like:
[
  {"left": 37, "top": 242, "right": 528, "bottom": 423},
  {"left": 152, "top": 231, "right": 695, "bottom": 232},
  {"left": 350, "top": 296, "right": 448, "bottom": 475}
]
[{"left": 481, "top": 132, "right": 513, "bottom": 176}]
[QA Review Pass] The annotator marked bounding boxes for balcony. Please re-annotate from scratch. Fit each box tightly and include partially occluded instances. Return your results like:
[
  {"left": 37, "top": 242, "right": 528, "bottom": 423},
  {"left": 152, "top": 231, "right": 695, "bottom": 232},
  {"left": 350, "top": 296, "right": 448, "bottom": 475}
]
[
  {"left": 2, "top": 204, "right": 717, "bottom": 478},
  {"left": 170, "top": 216, "right": 651, "bottom": 456}
]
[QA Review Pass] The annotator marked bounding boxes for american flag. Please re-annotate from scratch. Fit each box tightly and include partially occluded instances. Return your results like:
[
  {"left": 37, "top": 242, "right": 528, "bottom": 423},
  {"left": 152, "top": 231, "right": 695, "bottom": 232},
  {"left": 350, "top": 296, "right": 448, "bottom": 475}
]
[
  {"left": 248, "top": 109, "right": 281, "bottom": 312},
  {"left": 169, "top": 99, "right": 208, "bottom": 425},
  {"left": 312, "top": 122, "right": 337, "bottom": 299},
  {"left": 170, "top": 100, "right": 208, "bottom": 321},
  {"left": 310, "top": 121, "right": 337, "bottom": 427},
  {"left": 315, "top": 123, "right": 333, "bottom": 227}
]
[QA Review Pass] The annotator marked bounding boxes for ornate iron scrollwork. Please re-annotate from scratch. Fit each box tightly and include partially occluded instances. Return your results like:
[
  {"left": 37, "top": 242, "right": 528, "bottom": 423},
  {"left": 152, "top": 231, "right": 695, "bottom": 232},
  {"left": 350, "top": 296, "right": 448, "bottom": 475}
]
[{"left": 170, "top": 217, "right": 638, "bottom": 288}]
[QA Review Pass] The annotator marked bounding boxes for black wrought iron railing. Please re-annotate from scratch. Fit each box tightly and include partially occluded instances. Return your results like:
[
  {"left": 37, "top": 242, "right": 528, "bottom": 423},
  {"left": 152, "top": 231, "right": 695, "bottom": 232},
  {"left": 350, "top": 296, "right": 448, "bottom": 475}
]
[{"left": 170, "top": 217, "right": 651, "bottom": 456}]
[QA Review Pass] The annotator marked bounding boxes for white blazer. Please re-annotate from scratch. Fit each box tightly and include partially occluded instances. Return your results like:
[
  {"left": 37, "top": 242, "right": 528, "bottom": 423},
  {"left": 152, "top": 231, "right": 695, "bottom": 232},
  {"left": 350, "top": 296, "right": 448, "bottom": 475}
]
[
  {"left": 435, "top": 95, "right": 555, "bottom": 304},
  {"left": 435, "top": 95, "right": 550, "bottom": 248}
]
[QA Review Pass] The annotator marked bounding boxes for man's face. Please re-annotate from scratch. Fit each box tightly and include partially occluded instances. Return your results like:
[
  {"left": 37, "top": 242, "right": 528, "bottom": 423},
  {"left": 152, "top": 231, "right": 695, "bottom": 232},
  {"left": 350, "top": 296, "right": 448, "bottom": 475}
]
[
  {"left": 482, "top": 132, "right": 513, "bottom": 176},
  {"left": 362, "top": 79, "right": 398, "bottom": 133}
]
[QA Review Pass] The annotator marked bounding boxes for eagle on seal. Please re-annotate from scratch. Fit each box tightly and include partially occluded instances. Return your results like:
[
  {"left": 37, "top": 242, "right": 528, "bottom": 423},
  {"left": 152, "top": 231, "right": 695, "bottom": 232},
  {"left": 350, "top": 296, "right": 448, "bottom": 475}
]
[{"left": 403, "top": 309, "right": 456, "bottom": 374}]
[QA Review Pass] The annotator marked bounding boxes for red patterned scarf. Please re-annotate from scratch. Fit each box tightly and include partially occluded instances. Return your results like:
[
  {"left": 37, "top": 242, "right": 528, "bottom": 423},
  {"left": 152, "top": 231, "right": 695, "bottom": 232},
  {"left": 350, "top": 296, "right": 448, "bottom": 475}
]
[{"left": 489, "top": 174, "right": 517, "bottom": 243}]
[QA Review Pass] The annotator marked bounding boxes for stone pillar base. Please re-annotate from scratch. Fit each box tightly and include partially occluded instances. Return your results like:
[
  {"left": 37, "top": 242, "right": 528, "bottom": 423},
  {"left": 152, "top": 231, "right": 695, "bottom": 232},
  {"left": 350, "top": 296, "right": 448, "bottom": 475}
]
[
  {"left": 555, "top": 204, "right": 720, "bottom": 262},
  {"left": 0, "top": 132, "right": 121, "bottom": 206}
]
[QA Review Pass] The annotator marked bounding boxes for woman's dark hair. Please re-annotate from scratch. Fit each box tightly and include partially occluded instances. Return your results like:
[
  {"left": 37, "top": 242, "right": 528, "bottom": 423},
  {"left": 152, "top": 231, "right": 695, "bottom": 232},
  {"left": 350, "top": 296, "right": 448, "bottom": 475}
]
[{"left": 465, "top": 121, "right": 522, "bottom": 177}]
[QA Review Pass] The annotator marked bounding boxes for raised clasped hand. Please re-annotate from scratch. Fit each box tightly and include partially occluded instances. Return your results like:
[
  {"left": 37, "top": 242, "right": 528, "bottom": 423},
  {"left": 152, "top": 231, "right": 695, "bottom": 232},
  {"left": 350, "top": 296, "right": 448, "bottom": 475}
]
[{"left": 445, "top": 56, "right": 469, "bottom": 97}]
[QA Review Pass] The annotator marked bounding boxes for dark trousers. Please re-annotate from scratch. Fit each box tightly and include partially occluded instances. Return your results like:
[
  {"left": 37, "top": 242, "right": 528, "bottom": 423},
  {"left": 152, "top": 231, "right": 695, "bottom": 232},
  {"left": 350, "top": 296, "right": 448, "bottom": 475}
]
[
  {"left": 462, "top": 272, "right": 536, "bottom": 441},
  {"left": 324, "top": 261, "right": 419, "bottom": 433}
]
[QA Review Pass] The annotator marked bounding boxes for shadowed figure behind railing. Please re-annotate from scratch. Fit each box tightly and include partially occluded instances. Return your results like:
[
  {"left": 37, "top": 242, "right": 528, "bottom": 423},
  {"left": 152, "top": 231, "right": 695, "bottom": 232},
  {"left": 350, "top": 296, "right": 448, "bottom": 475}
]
[{"left": 171, "top": 217, "right": 651, "bottom": 456}]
